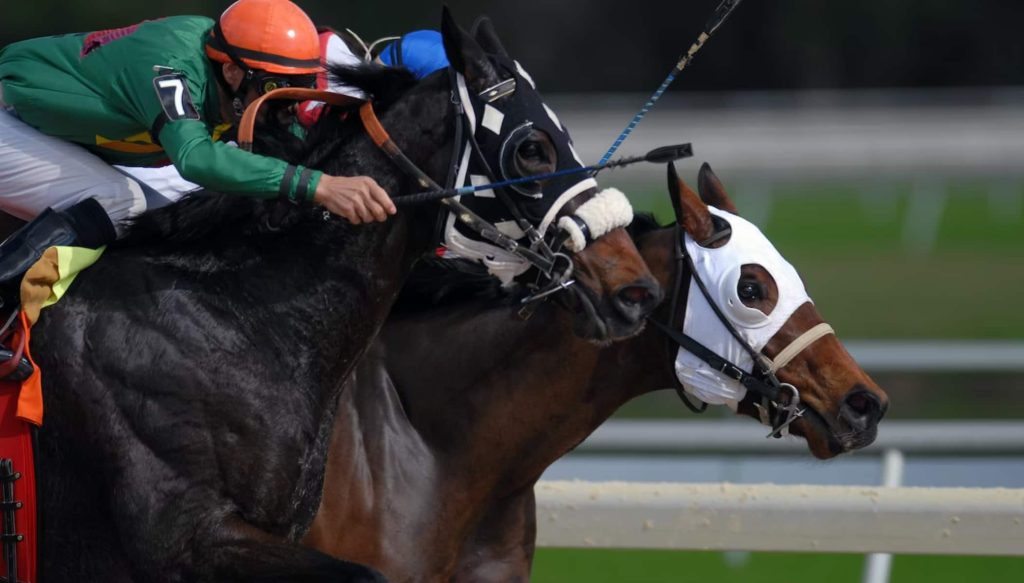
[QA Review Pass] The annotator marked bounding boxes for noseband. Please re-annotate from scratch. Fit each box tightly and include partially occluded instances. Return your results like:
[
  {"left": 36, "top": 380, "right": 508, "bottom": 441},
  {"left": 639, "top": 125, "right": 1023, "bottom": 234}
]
[{"left": 648, "top": 224, "right": 835, "bottom": 438}]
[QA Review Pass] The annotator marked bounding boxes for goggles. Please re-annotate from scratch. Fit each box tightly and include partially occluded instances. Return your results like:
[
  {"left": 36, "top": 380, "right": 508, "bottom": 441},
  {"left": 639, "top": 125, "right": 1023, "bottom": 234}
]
[{"left": 254, "top": 73, "right": 317, "bottom": 96}]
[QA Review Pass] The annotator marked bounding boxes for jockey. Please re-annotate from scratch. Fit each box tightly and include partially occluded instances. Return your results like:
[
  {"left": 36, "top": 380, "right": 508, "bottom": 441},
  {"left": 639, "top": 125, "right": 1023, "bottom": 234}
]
[
  {"left": 0, "top": 0, "right": 396, "bottom": 311},
  {"left": 118, "top": 28, "right": 451, "bottom": 207}
]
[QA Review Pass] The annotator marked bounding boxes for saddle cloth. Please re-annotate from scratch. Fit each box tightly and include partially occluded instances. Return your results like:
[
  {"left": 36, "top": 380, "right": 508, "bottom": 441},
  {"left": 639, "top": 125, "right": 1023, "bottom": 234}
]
[{"left": 0, "top": 245, "right": 102, "bottom": 582}]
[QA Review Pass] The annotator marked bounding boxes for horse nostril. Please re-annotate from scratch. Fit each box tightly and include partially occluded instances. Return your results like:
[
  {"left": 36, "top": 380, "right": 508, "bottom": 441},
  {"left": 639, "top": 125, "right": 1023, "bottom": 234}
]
[
  {"left": 840, "top": 389, "right": 885, "bottom": 431},
  {"left": 620, "top": 286, "right": 652, "bottom": 306},
  {"left": 612, "top": 280, "right": 662, "bottom": 322}
]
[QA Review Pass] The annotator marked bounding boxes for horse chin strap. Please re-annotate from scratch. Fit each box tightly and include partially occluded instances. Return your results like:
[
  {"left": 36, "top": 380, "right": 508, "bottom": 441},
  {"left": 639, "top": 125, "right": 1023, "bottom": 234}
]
[{"left": 649, "top": 225, "right": 836, "bottom": 439}]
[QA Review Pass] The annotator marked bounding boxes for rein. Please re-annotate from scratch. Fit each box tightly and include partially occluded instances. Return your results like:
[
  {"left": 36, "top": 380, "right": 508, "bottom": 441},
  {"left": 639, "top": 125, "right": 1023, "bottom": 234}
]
[
  {"left": 392, "top": 144, "right": 694, "bottom": 206},
  {"left": 599, "top": 0, "right": 745, "bottom": 164},
  {"left": 648, "top": 224, "right": 834, "bottom": 438},
  {"left": 238, "top": 86, "right": 565, "bottom": 276}
]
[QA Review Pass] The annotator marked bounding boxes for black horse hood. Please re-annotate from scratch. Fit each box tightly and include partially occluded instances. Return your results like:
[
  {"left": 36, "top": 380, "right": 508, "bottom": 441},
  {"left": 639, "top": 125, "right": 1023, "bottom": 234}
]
[{"left": 443, "top": 55, "right": 596, "bottom": 282}]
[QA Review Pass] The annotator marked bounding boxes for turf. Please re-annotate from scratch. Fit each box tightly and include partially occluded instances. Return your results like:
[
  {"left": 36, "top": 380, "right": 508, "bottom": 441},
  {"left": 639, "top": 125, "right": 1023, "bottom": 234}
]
[{"left": 533, "top": 548, "right": 1024, "bottom": 582}]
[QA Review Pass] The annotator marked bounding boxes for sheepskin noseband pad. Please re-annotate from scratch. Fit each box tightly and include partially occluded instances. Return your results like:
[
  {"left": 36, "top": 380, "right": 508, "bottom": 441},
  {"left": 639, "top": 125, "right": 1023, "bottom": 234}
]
[{"left": 556, "top": 188, "right": 634, "bottom": 252}]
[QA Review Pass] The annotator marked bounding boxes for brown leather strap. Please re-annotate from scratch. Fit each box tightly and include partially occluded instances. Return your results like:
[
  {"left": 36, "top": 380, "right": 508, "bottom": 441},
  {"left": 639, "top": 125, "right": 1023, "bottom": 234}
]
[
  {"left": 238, "top": 88, "right": 364, "bottom": 151},
  {"left": 358, "top": 101, "right": 392, "bottom": 149}
]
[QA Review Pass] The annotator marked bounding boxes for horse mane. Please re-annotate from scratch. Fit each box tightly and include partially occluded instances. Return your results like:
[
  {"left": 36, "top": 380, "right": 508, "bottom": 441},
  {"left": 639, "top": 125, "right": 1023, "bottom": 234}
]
[
  {"left": 118, "top": 63, "right": 417, "bottom": 249},
  {"left": 392, "top": 258, "right": 520, "bottom": 312},
  {"left": 627, "top": 212, "right": 666, "bottom": 240}
]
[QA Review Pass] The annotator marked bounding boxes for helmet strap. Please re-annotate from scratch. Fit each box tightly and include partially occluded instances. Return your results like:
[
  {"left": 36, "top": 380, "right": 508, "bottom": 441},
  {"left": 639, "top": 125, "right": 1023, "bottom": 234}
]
[{"left": 210, "top": 21, "right": 256, "bottom": 108}]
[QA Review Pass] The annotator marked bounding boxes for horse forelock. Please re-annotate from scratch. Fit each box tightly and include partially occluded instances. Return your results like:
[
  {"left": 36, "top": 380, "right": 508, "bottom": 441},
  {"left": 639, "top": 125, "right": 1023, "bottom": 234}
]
[
  {"left": 627, "top": 212, "right": 664, "bottom": 241},
  {"left": 326, "top": 62, "right": 418, "bottom": 107}
]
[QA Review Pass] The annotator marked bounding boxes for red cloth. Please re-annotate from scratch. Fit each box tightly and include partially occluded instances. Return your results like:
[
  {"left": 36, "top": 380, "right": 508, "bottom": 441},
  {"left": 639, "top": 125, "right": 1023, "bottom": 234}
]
[
  {"left": 0, "top": 311, "right": 41, "bottom": 581},
  {"left": 296, "top": 31, "right": 338, "bottom": 128}
]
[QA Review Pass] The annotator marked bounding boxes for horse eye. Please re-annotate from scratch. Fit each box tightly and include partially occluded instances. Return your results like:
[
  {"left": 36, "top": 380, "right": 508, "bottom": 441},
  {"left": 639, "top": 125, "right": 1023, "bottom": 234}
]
[
  {"left": 518, "top": 140, "right": 544, "bottom": 160},
  {"left": 738, "top": 281, "right": 764, "bottom": 301}
]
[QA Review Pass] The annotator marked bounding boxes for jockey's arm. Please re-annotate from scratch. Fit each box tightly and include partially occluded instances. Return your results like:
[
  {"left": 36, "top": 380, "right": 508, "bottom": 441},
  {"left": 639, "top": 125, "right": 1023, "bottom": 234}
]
[
  {"left": 157, "top": 118, "right": 319, "bottom": 202},
  {"left": 159, "top": 122, "right": 394, "bottom": 222}
]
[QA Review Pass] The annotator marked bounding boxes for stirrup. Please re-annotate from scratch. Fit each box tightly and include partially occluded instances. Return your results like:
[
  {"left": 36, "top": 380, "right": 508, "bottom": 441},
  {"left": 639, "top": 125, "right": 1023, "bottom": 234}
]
[
  {"left": 0, "top": 311, "right": 32, "bottom": 382},
  {"left": 0, "top": 349, "right": 33, "bottom": 383}
]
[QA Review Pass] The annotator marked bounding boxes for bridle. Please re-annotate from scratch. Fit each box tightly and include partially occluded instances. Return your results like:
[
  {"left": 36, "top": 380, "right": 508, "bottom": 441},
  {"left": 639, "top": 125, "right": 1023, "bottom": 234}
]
[
  {"left": 238, "top": 67, "right": 613, "bottom": 296},
  {"left": 647, "top": 221, "right": 835, "bottom": 438}
]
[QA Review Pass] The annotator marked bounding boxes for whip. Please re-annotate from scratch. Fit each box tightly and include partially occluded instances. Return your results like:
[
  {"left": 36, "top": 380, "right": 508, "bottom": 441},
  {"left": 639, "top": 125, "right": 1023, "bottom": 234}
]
[
  {"left": 394, "top": 143, "right": 692, "bottom": 206},
  {"left": 598, "top": 0, "right": 745, "bottom": 164}
]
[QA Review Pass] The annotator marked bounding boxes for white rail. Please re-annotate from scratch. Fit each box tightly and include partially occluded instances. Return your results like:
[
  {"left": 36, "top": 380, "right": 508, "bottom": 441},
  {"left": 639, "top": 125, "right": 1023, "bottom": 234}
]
[
  {"left": 844, "top": 340, "right": 1024, "bottom": 372},
  {"left": 575, "top": 420, "right": 1024, "bottom": 455},
  {"left": 534, "top": 480, "right": 1024, "bottom": 556},
  {"left": 550, "top": 89, "right": 1024, "bottom": 181}
]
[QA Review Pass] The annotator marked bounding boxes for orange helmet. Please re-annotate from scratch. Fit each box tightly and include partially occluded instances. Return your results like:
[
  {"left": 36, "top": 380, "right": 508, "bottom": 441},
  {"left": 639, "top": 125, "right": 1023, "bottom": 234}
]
[{"left": 205, "top": 0, "right": 321, "bottom": 75}]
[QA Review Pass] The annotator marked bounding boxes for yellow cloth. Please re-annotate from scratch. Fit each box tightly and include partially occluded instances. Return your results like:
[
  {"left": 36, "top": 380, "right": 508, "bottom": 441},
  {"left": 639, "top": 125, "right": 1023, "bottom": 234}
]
[
  {"left": 13, "top": 245, "right": 105, "bottom": 425},
  {"left": 20, "top": 245, "right": 106, "bottom": 325}
]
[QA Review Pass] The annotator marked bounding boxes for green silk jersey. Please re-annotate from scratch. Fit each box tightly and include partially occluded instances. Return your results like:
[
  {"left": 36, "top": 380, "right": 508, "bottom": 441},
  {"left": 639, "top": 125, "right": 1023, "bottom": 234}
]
[{"left": 0, "top": 15, "right": 320, "bottom": 199}]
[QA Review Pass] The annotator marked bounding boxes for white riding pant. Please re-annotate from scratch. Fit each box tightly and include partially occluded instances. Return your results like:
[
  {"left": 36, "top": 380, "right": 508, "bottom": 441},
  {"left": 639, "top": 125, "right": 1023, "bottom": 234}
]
[{"left": 0, "top": 102, "right": 193, "bottom": 237}]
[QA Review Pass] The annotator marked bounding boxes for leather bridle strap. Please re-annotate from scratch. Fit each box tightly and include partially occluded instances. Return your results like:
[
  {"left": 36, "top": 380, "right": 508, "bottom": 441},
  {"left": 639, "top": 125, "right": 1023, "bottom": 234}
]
[
  {"left": 647, "top": 317, "right": 784, "bottom": 402},
  {"left": 764, "top": 323, "right": 834, "bottom": 374},
  {"left": 661, "top": 224, "right": 707, "bottom": 414},
  {"left": 356, "top": 101, "right": 559, "bottom": 274},
  {"left": 358, "top": 103, "right": 436, "bottom": 190},
  {"left": 235, "top": 87, "right": 559, "bottom": 273},
  {"left": 237, "top": 87, "right": 365, "bottom": 151}
]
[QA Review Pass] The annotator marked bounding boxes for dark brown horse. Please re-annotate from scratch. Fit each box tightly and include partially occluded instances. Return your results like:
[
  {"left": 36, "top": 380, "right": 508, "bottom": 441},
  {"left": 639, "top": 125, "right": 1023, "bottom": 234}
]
[
  {"left": 4, "top": 12, "right": 659, "bottom": 582},
  {"left": 304, "top": 163, "right": 889, "bottom": 581}
]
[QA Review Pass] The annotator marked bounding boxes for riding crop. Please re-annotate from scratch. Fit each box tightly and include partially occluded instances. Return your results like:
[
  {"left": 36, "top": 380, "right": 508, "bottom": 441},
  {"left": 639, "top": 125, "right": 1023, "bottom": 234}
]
[
  {"left": 599, "top": 0, "right": 745, "bottom": 164},
  {"left": 393, "top": 143, "right": 693, "bottom": 206}
]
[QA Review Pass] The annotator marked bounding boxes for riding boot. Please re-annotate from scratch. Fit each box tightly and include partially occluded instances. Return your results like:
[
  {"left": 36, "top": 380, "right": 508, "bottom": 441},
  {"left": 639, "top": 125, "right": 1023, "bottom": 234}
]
[
  {"left": 0, "top": 199, "right": 114, "bottom": 380},
  {"left": 0, "top": 197, "right": 116, "bottom": 312}
]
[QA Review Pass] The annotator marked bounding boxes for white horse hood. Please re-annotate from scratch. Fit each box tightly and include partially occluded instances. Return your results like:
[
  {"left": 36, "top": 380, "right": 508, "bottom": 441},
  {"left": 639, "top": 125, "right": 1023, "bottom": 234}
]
[{"left": 675, "top": 206, "right": 812, "bottom": 406}]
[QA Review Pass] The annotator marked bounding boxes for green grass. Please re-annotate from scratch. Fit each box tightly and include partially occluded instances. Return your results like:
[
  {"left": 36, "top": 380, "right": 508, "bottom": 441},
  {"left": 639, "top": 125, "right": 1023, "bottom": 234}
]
[
  {"left": 533, "top": 549, "right": 1024, "bottom": 583},
  {"left": 632, "top": 180, "right": 1024, "bottom": 339}
]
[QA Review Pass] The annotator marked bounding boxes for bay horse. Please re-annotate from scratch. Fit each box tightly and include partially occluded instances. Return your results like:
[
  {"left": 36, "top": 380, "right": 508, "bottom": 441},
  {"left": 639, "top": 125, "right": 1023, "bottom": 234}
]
[
  {"left": 17, "top": 11, "right": 658, "bottom": 582},
  {"left": 304, "top": 163, "right": 890, "bottom": 581}
]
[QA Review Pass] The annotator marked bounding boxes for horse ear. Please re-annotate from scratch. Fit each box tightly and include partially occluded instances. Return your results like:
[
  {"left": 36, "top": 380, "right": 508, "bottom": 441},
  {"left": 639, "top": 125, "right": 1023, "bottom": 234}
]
[
  {"left": 441, "top": 6, "right": 500, "bottom": 93},
  {"left": 471, "top": 16, "right": 509, "bottom": 57},
  {"left": 668, "top": 162, "right": 716, "bottom": 243},
  {"left": 697, "top": 162, "right": 738, "bottom": 214}
]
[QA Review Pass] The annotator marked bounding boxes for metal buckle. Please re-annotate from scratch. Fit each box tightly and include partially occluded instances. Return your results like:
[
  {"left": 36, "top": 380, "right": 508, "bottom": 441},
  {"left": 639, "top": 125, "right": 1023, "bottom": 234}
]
[
  {"left": 754, "top": 383, "right": 805, "bottom": 439},
  {"left": 718, "top": 363, "right": 744, "bottom": 381},
  {"left": 478, "top": 78, "right": 517, "bottom": 103},
  {"left": 520, "top": 252, "right": 575, "bottom": 305},
  {"left": 768, "top": 383, "right": 805, "bottom": 438},
  {"left": 521, "top": 278, "right": 576, "bottom": 304}
]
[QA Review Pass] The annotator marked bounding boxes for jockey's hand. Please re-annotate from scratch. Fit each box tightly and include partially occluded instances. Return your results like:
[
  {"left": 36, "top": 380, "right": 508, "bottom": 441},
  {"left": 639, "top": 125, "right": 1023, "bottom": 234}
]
[{"left": 313, "top": 175, "right": 396, "bottom": 224}]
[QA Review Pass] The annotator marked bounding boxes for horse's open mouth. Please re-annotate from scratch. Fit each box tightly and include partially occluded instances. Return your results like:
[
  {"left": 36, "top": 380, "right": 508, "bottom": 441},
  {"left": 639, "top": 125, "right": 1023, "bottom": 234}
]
[
  {"left": 792, "top": 402, "right": 877, "bottom": 460},
  {"left": 790, "top": 405, "right": 845, "bottom": 459}
]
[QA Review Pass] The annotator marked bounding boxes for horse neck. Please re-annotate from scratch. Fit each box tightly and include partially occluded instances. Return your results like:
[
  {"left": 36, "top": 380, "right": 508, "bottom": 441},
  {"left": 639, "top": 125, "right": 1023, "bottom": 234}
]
[
  {"left": 241, "top": 76, "right": 456, "bottom": 389},
  {"left": 309, "top": 73, "right": 456, "bottom": 282},
  {"left": 381, "top": 299, "right": 674, "bottom": 495}
]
